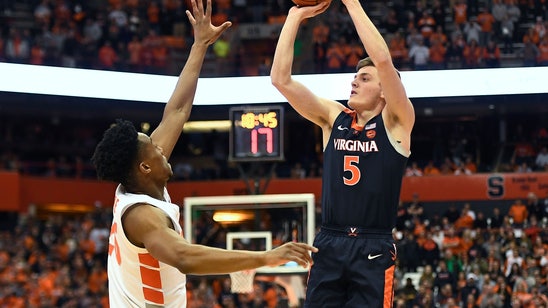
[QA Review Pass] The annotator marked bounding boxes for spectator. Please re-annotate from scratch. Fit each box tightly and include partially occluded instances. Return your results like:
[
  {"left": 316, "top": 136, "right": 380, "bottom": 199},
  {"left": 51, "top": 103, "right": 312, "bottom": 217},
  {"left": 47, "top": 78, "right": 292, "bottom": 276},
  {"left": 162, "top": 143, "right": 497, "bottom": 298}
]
[
  {"left": 463, "top": 16, "right": 482, "bottom": 45},
  {"left": 521, "top": 35, "right": 540, "bottom": 66},
  {"left": 97, "top": 41, "right": 118, "bottom": 70},
  {"left": 494, "top": 275, "right": 513, "bottom": 307},
  {"left": 401, "top": 277, "right": 419, "bottom": 306},
  {"left": 417, "top": 10, "right": 436, "bottom": 45},
  {"left": 482, "top": 39, "right": 501, "bottom": 68},
  {"left": 512, "top": 139, "right": 536, "bottom": 166},
  {"left": 430, "top": 25, "right": 448, "bottom": 47},
  {"left": 396, "top": 201, "right": 410, "bottom": 231},
  {"left": 500, "top": 14, "right": 515, "bottom": 54},
  {"left": 462, "top": 39, "right": 482, "bottom": 68},
  {"left": 455, "top": 208, "right": 475, "bottom": 231},
  {"left": 423, "top": 160, "right": 441, "bottom": 175},
  {"left": 508, "top": 199, "right": 528, "bottom": 227},
  {"left": 472, "top": 211, "right": 488, "bottom": 230},
  {"left": 477, "top": 7, "right": 495, "bottom": 47},
  {"left": 526, "top": 192, "right": 544, "bottom": 221},
  {"left": 344, "top": 38, "right": 365, "bottom": 72},
  {"left": 535, "top": 146, "right": 548, "bottom": 170},
  {"left": 443, "top": 204, "right": 461, "bottom": 225},
  {"left": 406, "top": 26, "right": 425, "bottom": 49},
  {"left": 455, "top": 161, "right": 474, "bottom": 175},
  {"left": 505, "top": 0, "right": 521, "bottom": 38},
  {"left": 538, "top": 35, "right": 548, "bottom": 66},
  {"left": 479, "top": 283, "right": 503, "bottom": 307},
  {"left": 5, "top": 28, "right": 31, "bottom": 63},
  {"left": 325, "top": 38, "right": 346, "bottom": 73},
  {"left": 420, "top": 231, "right": 441, "bottom": 267},
  {"left": 436, "top": 283, "right": 458, "bottom": 307},
  {"left": 505, "top": 250, "right": 525, "bottom": 280},
  {"left": 408, "top": 193, "right": 425, "bottom": 221},
  {"left": 453, "top": 0, "right": 469, "bottom": 31},
  {"left": 434, "top": 259, "right": 457, "bottom": 291},
  {"left": 431, "top": 0, "right": 446, "bottom": 32},
  {"left": 523, "top": 26, "right": 541, "bottom": 45},
  {"left": 388, "top": 31, "right": 408, "bottom": 69},
  {"left": 408, "top": 37, "right": 430, "bottom": 70},
  {"left": 382, "top": 8, "right": 403, "bottom": 34},
  {"left": 446, "top": 32, "right": 466, "bottom": 67},
  {"left": 515, "top": 161, "right": 533, "bottom": 173},
  {"left": 213, "top": 33, "right": 231, "bottom": 76},
  {"left": 399, "top": 232, "right": 422, "bottom": 272},
  {"left": 429, "top": 37, "right": 447, "bottom": 69},
  {"left": 461, "top": 273, "right": 481, "bottom": 308},
  {"left": 34, "top": 0, "right": 52, "bottom": 29},
  {"left": 491, "top": 0, "right": 508, "bottom": 39},
  {"left": 442, "top": 227, "right": 463, "bottom": 257},
  {"left": 533, "top": 16, "right": 546, "bottom": 38},
  {"left": 406, "top": 161, "right": 424, "bottom": 176}
]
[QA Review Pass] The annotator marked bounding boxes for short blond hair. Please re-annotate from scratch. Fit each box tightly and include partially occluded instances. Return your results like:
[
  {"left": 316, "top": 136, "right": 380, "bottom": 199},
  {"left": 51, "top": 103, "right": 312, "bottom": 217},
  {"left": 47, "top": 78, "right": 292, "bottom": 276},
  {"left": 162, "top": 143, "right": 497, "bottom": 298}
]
[
  {"left": 355, "top": 57, "right": 374, "bottom": 72},
  {"left": 355, "top": 57, "right": 401, "bottom": 78}
]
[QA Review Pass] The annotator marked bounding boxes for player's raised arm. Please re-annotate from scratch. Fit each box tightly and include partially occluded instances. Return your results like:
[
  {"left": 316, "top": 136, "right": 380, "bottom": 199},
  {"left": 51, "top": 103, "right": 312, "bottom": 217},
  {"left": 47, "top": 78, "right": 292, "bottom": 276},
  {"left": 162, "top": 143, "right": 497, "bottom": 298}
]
[
  {"left": 150, "top": 0, "right": 231, "bottom": 160},
  {"left": 342, "top": 0, "right": 414, "bottom": 150},
  {"left": 271, "top": 2, "right": 343, "bottom": 134}
]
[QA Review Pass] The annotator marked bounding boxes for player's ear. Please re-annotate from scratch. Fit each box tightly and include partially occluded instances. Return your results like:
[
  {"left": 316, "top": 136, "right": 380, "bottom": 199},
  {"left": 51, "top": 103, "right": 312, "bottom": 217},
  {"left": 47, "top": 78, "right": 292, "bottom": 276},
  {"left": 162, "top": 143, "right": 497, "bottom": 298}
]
[{"left": 139, "top": 162, "right": 151, "bottom": 174}]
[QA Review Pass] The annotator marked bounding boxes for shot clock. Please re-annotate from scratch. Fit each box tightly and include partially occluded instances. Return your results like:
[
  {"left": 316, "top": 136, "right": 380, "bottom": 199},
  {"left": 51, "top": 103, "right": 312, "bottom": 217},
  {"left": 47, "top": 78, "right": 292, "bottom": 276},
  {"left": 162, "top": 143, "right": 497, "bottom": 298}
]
[{"left": 229, "top": 106, "right": 284, "bottom": 162}]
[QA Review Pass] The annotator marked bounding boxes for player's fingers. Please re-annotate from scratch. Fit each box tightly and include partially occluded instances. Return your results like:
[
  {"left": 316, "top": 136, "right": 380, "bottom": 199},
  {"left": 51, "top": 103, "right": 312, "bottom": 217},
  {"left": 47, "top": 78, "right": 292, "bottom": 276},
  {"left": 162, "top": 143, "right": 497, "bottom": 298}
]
[
  {"left": 185, "top": 10, "right": 196, "bottom": 24},
  {"left": 294, "top": 242, "right": 318, "bottom": 253},
  {"left": 205, "top": 0, "right": 212, "bottom": 17},
  {"left": 218, "top": 21, "right": 233, "bottom": 32},
  {"left": 289, "top": 243, "right": 316, "bottom": 265},
  {"left": 190, "top": 0, "right": 198, "bottom": 15},
  {"left": 292, "top": 251, "right": 313, "bottom": 268},
  {"left": 315, "top": 1, "right": 331, "bottom": 13}
]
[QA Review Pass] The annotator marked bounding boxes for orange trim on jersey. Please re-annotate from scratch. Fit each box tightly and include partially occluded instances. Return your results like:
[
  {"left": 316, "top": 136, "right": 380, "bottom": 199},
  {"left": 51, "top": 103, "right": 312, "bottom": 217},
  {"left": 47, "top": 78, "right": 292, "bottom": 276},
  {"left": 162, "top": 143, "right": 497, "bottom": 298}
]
[
  {"left": 342, "top": 108, "right": 354, "bottom": 115},
  {"left": 383, "top": 265, "right": 395, "bottom": 308},
  {"left": 140, "top": 266, "right": 163, "bottom": 289},
  {"left": 139, "top": 253, "right": 160, "bottom": 268},
  {"left": 142, "top": 286, "right": 165, "bottom": 305}
]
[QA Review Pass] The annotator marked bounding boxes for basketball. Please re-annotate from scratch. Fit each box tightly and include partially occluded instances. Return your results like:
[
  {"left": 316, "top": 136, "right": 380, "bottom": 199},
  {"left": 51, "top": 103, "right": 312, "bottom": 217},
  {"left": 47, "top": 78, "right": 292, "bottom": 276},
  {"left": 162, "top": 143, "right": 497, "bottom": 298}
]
[{"left": 291, "top": 0, "right": 329, "bottom": 7}]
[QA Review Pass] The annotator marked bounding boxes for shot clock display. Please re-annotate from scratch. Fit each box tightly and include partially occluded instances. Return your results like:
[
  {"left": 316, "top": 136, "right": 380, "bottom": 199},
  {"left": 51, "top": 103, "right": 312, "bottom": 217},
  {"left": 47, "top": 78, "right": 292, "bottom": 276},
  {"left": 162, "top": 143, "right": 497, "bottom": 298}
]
[{"left": 229, "top": 106, "right": 284, "bottom": 162}]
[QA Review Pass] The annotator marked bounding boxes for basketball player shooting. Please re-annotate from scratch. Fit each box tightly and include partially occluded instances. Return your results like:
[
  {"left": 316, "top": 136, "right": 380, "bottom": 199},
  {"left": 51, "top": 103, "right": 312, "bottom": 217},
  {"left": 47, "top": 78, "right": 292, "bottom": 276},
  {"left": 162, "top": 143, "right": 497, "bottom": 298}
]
[
  {"left": 92, "top": 0, "right": 317, "bottom": 307},
  {"left": 271, "top": 0, "right": 415, "bottom": 307}
]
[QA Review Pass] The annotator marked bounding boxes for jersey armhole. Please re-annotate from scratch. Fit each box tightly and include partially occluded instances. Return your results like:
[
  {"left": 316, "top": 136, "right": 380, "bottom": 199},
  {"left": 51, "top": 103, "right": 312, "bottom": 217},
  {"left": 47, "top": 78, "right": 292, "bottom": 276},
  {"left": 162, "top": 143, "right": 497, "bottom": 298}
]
[{"left": 384, "top": 124, "right": 410, "bottom": 158}]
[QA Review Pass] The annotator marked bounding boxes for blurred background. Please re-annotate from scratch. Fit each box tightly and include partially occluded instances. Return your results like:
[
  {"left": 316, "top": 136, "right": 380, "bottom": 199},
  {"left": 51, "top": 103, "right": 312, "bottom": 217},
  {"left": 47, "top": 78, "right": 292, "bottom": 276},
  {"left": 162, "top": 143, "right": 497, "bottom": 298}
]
[{"left": 1, "top": 0, "right": 548, "bottom": 307}]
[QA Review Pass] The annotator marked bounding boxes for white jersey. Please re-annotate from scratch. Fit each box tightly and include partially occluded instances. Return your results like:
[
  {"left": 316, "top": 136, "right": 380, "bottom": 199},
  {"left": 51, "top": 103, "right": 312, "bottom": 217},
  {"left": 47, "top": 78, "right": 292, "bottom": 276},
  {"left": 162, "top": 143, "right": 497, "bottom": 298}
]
[{"left": 108, "top": 184, "right": 186, "bottom": 308}]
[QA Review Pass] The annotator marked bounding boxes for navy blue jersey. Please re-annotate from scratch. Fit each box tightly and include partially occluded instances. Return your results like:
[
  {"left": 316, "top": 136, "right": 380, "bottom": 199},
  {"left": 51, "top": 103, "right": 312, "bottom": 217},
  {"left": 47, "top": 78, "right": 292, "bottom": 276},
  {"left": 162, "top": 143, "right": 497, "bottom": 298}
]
[{"left": 321, "top": 109, "right": 408, "bottom": 230}]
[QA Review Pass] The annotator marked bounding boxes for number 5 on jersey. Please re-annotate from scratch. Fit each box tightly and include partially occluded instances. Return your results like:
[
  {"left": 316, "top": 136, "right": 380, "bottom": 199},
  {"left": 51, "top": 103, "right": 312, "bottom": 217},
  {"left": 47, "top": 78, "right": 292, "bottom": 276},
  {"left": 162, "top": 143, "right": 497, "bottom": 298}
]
[{"left": 343, "top": 155, "right": 360, "bottom": 186}]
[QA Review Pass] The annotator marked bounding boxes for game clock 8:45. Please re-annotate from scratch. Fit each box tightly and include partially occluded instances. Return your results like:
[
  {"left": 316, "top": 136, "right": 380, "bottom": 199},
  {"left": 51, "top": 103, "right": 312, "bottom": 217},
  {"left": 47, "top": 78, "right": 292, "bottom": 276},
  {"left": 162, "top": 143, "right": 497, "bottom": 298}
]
[{"left": 229, "top": 106, "right": 284, "bottom": 162}]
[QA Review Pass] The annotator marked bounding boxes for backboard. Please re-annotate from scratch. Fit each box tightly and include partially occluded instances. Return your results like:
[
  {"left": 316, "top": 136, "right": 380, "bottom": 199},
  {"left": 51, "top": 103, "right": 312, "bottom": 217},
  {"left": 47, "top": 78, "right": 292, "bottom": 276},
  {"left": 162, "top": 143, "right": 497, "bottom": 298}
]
[{"left": 183, "top": 193, "right": 316, "bottom": 274}]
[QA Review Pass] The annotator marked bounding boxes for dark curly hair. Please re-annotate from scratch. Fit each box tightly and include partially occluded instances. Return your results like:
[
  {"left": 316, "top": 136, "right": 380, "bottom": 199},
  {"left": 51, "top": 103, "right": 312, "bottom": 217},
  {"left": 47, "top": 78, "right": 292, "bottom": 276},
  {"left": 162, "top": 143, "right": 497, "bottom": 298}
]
[{"left": 91, "top": 119, "right": 140, "bottom": 186}]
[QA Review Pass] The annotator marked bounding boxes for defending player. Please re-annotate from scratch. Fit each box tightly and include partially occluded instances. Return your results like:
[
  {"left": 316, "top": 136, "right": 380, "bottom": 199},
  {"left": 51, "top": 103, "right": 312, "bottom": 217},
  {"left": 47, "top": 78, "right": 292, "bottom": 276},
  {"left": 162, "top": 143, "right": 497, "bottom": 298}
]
[
  {"left": 271, "top": 0, "right": 415, "bottom": 307},
  {"left": 92, "top": 1, "right": 317, "bottom": 307}
]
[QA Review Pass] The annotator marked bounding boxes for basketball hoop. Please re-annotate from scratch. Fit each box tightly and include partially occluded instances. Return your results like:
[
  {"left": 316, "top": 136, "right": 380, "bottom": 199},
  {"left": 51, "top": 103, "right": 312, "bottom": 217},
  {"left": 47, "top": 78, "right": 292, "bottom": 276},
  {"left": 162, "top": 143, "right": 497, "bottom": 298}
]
[{"left": 229, "top": 269, "right": 256, "bottom": 293}]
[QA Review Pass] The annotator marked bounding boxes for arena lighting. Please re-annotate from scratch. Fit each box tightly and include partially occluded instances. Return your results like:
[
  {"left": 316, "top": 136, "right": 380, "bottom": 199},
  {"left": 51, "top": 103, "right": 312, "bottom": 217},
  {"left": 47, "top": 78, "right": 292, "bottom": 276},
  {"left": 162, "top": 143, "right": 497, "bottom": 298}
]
[
  {"left": 0, "top": 62, "right": 547, "bottom": 104},
  {"left": 183, "top": 120, "right": 231, "bottom": 132},
  {"left": 212, "top": 210, "right": 254, "bottom": 223}
]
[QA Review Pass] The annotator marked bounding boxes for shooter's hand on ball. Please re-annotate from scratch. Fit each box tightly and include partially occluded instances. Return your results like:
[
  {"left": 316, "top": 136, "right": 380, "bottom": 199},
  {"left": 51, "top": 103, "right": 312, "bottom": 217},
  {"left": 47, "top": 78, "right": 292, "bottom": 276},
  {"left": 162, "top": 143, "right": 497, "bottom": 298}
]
[{"left": 289, "top": 0, "right": 331, "bottom": 20}]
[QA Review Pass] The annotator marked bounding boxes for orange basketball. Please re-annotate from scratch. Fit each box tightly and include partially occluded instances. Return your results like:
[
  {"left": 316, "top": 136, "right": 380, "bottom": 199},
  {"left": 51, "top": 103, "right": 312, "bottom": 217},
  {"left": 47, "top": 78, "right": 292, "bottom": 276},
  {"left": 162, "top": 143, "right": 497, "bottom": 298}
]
[{"left": 291, "top": 0, "right": 329, "bottom": 7}]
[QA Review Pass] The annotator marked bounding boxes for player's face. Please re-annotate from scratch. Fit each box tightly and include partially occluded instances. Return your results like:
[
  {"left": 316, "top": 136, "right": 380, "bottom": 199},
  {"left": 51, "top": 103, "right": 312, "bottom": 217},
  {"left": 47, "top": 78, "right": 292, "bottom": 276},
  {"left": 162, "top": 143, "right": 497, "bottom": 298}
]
[
  {"left": 137, "top": 133, "right": 173, "bottom": 181},
  {"left": 347, "top": 65, "right": 383, "bottom": 111}
]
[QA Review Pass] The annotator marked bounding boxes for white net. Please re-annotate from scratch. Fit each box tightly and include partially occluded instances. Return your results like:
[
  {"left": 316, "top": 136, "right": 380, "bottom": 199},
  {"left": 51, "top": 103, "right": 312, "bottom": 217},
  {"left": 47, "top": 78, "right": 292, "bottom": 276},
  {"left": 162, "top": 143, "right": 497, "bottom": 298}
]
[{"left": 229, "top": 269, "right": 256, "bottom": 293}]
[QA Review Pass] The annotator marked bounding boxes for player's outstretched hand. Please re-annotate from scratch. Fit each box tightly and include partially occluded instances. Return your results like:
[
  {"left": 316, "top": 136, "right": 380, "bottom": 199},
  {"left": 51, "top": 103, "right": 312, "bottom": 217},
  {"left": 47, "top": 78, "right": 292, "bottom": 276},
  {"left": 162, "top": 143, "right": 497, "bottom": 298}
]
[
  {"left": 186, "top": 0, "right": 232, "bottom": 46},
  {"left": 263, "top": 242, "right": 318, "bottom": 268},
  {"left": 289, "top": 0, "right": 331, "bottom": 20}
]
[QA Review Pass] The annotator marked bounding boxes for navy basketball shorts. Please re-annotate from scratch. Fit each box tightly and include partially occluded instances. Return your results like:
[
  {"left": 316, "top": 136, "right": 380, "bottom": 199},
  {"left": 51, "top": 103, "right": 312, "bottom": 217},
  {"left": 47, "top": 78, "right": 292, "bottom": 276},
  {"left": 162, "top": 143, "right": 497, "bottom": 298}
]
[{"left": 304, "top": 226, "right": 397, "bottom": 308}]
